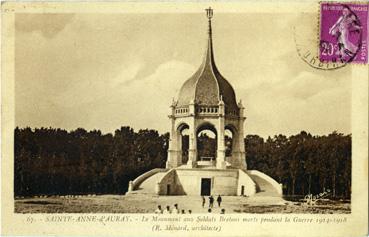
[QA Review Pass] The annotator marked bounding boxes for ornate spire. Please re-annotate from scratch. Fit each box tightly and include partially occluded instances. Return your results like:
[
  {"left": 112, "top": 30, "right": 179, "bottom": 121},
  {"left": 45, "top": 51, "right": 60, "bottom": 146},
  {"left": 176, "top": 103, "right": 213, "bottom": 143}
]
[
  {"left": 176, "top": 7, "right": 239, "bottom": 114},
  {"left": 204, "top": 7, "right": 215, "bottom": 66},
  {"left": 206, "top": 7, "right": 213, "bottom": 35}
]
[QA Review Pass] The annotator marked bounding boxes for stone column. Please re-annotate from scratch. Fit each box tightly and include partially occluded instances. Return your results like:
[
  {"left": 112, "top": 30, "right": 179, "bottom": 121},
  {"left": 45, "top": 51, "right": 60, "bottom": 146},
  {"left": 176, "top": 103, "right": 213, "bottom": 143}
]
[
  {"left": 236, "top": 118, "right": 246, "bottom": 170},
  {"left": 231, "top": 129, "right": 240, "bottom": 163},
  {"left": 187, "top": 118, "right": 197, "bottom": 168},
  {"left": 217, "top": 99, "right": 226, "bottom": 169},
  {"left": 178, "top": 132, "right": 182, "bottom": 165},
  {"left": 237, "top": 101, "right": 247, "bottom": 170},
  {"left": 166, "top": 105, "right": 180, "bottom": 168},
  {"left": 187, "top": 133, "right": 197, "bottom": 168}
]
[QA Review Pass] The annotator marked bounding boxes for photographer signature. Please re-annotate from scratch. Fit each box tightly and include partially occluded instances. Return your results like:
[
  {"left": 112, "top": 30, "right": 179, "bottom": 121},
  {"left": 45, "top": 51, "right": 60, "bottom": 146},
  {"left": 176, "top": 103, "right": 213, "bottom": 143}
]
[{"left": 303, "top": 190, "right": 331, "bottom": 205}]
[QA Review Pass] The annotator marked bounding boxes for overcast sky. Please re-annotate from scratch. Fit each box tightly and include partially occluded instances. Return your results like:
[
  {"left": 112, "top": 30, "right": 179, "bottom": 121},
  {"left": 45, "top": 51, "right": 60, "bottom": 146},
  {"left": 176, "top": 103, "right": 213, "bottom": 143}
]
[{"left": 15, "top": 12, "right": 351, "bottom": 138}]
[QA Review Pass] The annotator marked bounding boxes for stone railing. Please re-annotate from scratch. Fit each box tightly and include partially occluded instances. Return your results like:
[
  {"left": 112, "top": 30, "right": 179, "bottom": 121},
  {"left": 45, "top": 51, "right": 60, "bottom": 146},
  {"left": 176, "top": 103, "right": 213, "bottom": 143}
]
[
  {"left": 196, "top": 106, "right": 218, "bottom": 114},
  {"left": 129, "top": 168, "right": 168, "bottom": 191},
  {"left": 247, "top": 170, "right": 283, "bottom": 195},
  {"left": 175, "top": 107, "right": 189, "bottom": 115}
]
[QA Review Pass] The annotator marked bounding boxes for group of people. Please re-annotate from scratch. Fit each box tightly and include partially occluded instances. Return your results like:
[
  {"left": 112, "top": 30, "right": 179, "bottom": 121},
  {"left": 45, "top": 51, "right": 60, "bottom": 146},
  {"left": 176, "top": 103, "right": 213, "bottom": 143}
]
[
  {"left": 154, "top": 204, "right": 192, "bottom": 214},
  {"left": 202, "top": 195, "right": 222, "bottom": 208},
  {"left": 153, "top": 195, "right": 226, "bottom": 214},
  {"left": 202, "top": 195, "right": 225, "bottom": 213}
]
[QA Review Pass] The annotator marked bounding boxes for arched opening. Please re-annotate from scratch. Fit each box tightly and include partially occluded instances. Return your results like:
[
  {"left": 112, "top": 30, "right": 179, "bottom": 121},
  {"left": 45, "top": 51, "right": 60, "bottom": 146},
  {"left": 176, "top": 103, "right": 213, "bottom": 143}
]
[
  {"left": 225, "top": 129, "right": 233, "bottom": 157},
  {"left": 177, "top": 123, "right": 189, "bottom": 164},
  {"left": 225, "top": 125, "right": 237, "bottom": 161},
  {"left": 196, "top": 123, "right": 217, "bottom": 162}
]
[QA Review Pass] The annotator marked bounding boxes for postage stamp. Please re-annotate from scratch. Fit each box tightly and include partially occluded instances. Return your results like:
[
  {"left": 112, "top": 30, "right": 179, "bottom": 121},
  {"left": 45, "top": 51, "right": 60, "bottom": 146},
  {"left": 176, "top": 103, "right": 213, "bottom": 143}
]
[{"left": 320, "top": 2, "right": 368, "bottom": 64}]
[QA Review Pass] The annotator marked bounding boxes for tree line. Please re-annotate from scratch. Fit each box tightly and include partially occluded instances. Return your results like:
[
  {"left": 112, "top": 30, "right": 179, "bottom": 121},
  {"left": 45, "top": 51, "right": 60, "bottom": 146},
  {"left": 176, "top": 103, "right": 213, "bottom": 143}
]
[
  {"left": 14, "top": 127, "right": 351, "bottom": 199},
  {"left": 15, "top": 127, "right": 168, "bottom": 196},
  {"left": 245, "top": 131, "right": 351, "bottom": 198}
]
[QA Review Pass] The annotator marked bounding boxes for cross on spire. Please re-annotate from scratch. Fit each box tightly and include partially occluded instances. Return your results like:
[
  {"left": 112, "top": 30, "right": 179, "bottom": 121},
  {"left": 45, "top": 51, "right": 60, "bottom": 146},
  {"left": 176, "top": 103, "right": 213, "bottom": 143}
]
[
  {"left": 205, "top": 7, "right": 213, "bottom": 38},
  {"left": 205, "top": 7, "right": 213, "bottom": 19}
]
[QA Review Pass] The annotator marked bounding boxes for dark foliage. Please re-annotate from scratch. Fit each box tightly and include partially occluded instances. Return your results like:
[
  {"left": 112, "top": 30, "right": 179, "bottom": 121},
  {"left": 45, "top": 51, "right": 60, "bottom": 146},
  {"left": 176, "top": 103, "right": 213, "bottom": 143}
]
[
  {"left": 246, "top": 131, "right": 351, "bottom": 199},
  {"left": 14, "top": 127, "right": 351, "bottom": 199},
  {"left": 14, "top": 127, "right": 168, "bottom": 196}
]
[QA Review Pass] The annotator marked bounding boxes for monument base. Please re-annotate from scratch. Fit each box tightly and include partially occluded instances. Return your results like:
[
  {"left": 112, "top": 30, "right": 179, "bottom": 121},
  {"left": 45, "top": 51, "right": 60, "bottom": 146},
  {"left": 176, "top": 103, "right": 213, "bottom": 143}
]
[{"left": 127, "top": 167, "right": 282, "bottom": 197}]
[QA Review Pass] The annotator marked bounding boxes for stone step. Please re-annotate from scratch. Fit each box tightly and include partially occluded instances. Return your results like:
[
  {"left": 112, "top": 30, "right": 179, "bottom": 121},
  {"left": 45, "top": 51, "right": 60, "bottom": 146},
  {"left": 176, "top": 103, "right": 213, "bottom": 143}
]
[
  {"left": 135, "top": 172, "right": 167, "bottom": 193},
  {"left": 248, "top": 174, "right": 280, "bottom": 197}
]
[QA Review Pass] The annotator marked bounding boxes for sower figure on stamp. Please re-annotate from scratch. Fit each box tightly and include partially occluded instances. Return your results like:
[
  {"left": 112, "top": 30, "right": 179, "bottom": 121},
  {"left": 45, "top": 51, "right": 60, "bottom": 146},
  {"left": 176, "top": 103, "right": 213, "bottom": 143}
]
[{"left": 329, "top": 6, "right": 362, "bottom": 58}]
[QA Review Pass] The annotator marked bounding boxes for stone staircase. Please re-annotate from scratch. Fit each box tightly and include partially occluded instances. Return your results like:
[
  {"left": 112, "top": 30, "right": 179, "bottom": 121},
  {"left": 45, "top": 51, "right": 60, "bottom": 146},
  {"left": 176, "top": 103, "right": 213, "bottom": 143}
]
[
  {"left": 248, "top": 173, "right": 280, "bottom": 197},
  {"left": 132, "top": 172, "right": 167, "bottom": 194}
]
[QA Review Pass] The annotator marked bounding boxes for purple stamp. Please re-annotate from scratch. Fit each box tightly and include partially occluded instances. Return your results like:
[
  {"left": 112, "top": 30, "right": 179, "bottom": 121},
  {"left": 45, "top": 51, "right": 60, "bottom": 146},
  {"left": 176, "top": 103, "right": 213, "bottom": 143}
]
[{"left": 320, "top": 3, "right": 368, "bottom": 64}]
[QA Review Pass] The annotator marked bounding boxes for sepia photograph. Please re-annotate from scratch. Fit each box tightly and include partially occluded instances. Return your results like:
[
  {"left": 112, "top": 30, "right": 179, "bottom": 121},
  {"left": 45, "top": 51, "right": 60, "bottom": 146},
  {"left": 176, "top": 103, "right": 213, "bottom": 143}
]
[
  {"left": 12, "top": 6, "right": 355, "bottom": 214},
  {"left": 1, "top": 2, "right": 368, "bottom": 237}
]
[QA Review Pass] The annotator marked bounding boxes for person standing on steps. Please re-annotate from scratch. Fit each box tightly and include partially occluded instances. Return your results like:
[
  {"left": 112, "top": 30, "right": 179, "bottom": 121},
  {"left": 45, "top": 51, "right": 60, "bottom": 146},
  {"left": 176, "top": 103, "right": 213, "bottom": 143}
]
[
  {"left": 173, "top": 204, "right": 180, "bottom": 214},
  {"left": 154, "top": 205, "right": 163, "bottom": 214},
  {"left": 217, "top": 195, "right": 222, "bottom": 207},
  {"left": 209, "top": 195, "right": 214, "bottom": 208},
  {"left": 163, "top": 205, "right": 171, "bottom": 214}
]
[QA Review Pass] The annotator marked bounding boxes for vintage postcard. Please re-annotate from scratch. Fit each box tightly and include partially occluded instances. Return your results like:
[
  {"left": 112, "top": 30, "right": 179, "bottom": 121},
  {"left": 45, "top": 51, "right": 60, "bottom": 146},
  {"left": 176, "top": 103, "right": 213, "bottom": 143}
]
[{"left": 1, "top": 1, "right": 368, "bottom": 237}]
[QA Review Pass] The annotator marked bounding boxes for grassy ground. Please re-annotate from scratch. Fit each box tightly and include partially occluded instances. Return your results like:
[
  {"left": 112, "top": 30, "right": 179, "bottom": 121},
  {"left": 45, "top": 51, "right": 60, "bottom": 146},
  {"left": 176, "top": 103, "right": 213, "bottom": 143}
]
[{"left": 14, "top": 194, "right": 350, "bottom": 214}]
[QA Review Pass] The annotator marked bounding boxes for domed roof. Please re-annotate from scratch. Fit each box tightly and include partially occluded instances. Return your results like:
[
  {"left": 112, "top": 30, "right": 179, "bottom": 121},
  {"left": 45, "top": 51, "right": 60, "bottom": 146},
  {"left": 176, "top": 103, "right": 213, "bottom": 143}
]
[{"left": 177, "top": 13, "right": 238, "bottom": 113}]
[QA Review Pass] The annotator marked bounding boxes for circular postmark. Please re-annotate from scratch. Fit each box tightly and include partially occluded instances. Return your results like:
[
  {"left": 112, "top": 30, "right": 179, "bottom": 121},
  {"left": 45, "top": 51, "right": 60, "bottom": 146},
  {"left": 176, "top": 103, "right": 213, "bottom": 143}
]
[
  {"left": 294, "top": 27, "right": 347, "bottom": 71},
  {"left": 294, "top": 31, "right": 346, "bottom": 70}
]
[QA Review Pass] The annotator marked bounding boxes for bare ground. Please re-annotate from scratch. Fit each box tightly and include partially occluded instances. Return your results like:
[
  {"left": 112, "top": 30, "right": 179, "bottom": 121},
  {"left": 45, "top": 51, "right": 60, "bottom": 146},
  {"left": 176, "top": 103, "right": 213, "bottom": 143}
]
[{"left": 14, "top": 194, "right": 351, "bottom": 214}]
